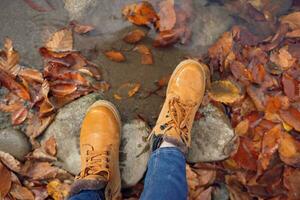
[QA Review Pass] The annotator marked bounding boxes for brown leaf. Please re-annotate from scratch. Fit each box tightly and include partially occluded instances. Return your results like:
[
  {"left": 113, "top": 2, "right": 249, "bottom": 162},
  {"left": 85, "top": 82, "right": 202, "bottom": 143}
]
[
  {"left": 134, "top": 45, "right": 153, "bottom": 65},
  {"left": 286, "top": 29, "right": 300, "bottom": 38},
  {"left": 11, "top": 105, "right": 28, "bottom": 125},
  {"left": 115, "top": 83, "right": 141, "bottom": 99},
  {"left": 208, "top": 80, "right": 243, "bottom": 104},
  {"left": 70, "top": 20, "right": 94, "bottom": 34},
  {"left": 226, "top": 173, "right": 251, "bottom": 200},
  {"left": 122, "top": 2, "right": 159, "bottom": 26},
  {"left": 10, "top": 183, "right": 34, "bottom": 200},
  {"left": 123, "top": 29, "right": 146, "bottom": 44},
  {"left": 251, "top": 63, "right": 266, "bottom": 84},
  {"left": 208, "top": 31, "right": 233, "bottom": 63},
  {"left": 31, "top": 187, "right": 48, "bottom": 200},
  {"left": 92, "top": 81, "right": 110, "bottom": 92},
  {"left": 26, "top": 148, "right": 57, "bottom": 162},
  {"left": 246, "top": 84, "right": 265, "bottom": 111},
  {"left": 0, "top": 162, "right": 12, "bottom": 198},
  {"left": 280, "top": 11, "right": 300, "bottom": 30},
  {"left": 26, "top": 114, "right": 55, "bottom": 139},
  {"left": 279, "top": 132, "right": 300, "bottom": 167},
  {"left": 45, "top": 28, "right": 73, "bottom": 52},
  {"left": 283, "top": 167, "right": 300, "bottom": 200},
  {"left": 0, "top": 68, "right": 30, "bottom": 101},
  {"left": 230, "top": 61, "right": 252, "bottom": 83},
  {"left": 235, "top": 119, "right": 249, "bottom": 136},
  {"left": 0, "top": 151, "right": 22, "bottom": 173},
  {"left": 104, "top": 50, "right": 126, "bottom": 62},
  {"left": 279, "top": 107, "right": 300, "bottom": 132},
  {"left": 47, "top": 179, "right": 70, "bottom": 200},
  {"left": 39, "top": 98, "right": 55, "bottom": 117},
  {"left": 0, "top": 38, "right": 21, "bottom": 76},
  {"left": 153, "top": 28, "right": 185, "bottom": 47},
  {"left": 50, "top": 82, "right": 77, "bottom": 97},
  {"left": 282, "top": 73, "right": 298, "bottom": 100},
  {"left": 258, "top": 124, "right": 282, "bottom": 171},
  {"left": 18, "top": 68, "right": 44, "bottom": 83},
  {"left": 157, "top": 0, "right": 176, "bottom": 31},
  {"left": 43, "top": 136, "right": 57, "bottom": 156},
  {"left": 270, "top": 47, "right": 296, "bottom": 70}
]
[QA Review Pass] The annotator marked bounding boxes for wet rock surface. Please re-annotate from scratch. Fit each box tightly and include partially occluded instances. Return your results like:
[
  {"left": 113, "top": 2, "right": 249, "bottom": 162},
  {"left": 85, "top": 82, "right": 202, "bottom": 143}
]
[
  {"left": 187, "top": 104, "right": 237, "bottom": 163},
  {"left": 0, "top": 128, "right": 31, "bottom": 161},
  {"left": 40, "top": 93, "right": 151, "bottom": 187}
]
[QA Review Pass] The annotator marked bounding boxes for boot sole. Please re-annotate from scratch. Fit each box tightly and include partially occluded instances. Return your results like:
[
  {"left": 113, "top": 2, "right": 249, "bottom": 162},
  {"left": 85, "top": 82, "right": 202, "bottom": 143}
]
[{"left": 86, "top": 100, "right": 122, "bottom": 129}]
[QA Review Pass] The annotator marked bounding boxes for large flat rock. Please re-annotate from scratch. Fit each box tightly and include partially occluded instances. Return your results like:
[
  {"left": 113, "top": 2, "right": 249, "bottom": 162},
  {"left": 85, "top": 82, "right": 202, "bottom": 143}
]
[{"left": 187, "top": 104, "right": 237, "bottom": 163}]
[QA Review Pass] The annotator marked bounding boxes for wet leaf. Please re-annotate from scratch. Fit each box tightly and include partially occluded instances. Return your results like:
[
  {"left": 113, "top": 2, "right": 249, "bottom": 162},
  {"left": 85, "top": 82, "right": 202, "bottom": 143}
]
[
  {"left": 45, "top": 29, "right": 73, "bottom": 52},
  {"left": 50, "top": 82, "right": 77, "bottom": 97},
  {"left": 47, "top": 179, "right": 70, "bottom": 200},
  {"left": 156, "top": 74, "right": 171, "bottom": 87},
  {"left": 0, "top": 38, "right": 21, "bottom": 76},
  {"left": 0, "top": 69, "right": 30, "bottom": 101},
  {"left": 70, "top": 20, "right": 94, "bottom": 34},
  {"left": 115, "top": 83, "right": 141, "bottom": 99},
  {"left": 208, "top": 80, "right": 242, "bottom": 104},
  {"left": 0, "top": 152, "right": 22, "bottom": 174},
  {"left": 43, "top": 136, "right": 57, "bottom": 156},
  {"left": 122, "top": 2, "right": 159, "bottom": 26},
  {"left": 270, "top": 47, "right": 296, "bottom": 70},
  {"left": 153, "top": 28, "right": 185, "bottom": 47},
  {"left": 92, "top": 81, "right": 110, "bottom": 92},
  {"left": 208, "top": 31, "right": 233, "bottom": 63},
  {"left": 279, "top": 132, "right": 300, "bottom": 167},
  {"left": 283, "top": 167, "right": 300, "bottom": 199},
  {"left": 26, "top": 114, "right": 55, "bottom": 139},
  {"left": 134, "top": 45, "right": 153, "bottom": 65},
  {"left": 157, "top": 0, "right": 176, "bottom": 31},
  {"left": 279, "top": 107, "right": 300, "bottom": 132},
  {"left": 0, "top": 162, "right": 12, "bottom": 198},
  {"left": 18, "top": 68, "right": 44, "bottom": 83},
  {"left": 123, "top": 29, "right": 146, "bottom": 44},
  {"left": 39, "top": 98, "right": 55, "bottom": 117},
  {"left": 104, "top": 50, "right": 126, "bottom": 62},
  {"left": 230, "top": 61, "right": 252, "bottom": 83},
  {"left": 10, "top": 183, "right": 34, "bottom": 200},
  {"left": 280, "top": 12, "right": 300, "bottom": 30},
  {"left": 128, "top": 83, "right": 141, "bottom": 97},
  {"left": 11, "top": 106, "right": 28, "bottom": 125}
]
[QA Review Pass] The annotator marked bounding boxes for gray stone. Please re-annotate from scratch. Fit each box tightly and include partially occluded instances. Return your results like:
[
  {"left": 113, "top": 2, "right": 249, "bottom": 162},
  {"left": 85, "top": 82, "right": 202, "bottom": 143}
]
[
  {"left": 41, "top": 93, "right": 150, "bottom": 188},
  {"left": 120, "top": 120, "right": 150, "bottom": 188},
  {"left": 187, "top": 104, "right": 237, "bottom": 163},
  {"left": 0, "top": 128, "right": 31, "bottom": 161}
]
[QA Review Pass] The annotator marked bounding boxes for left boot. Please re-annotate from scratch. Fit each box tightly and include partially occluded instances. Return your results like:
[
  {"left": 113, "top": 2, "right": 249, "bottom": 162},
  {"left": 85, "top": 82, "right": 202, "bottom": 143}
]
[{"left": 68, "top": 100, "right": 122, "bottom": 200}]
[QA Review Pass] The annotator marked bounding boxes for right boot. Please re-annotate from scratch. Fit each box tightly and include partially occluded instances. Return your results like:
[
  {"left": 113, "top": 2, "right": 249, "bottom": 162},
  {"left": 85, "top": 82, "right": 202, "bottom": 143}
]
[
  {"left": 150, "top": 59, "right": 208, "bottom": 153},
  {"left": 68, "top": 100, "right": 122, "bottom": 200}
]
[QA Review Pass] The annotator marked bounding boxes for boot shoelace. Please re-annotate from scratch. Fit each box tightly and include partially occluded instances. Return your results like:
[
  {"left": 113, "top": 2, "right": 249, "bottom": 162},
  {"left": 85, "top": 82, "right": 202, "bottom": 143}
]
[
  {"left": 78, "top": 144, "right": 110, "bottom": 179},
  {"left": 157, "top": 96, "right": 196, "bottom": 145}
]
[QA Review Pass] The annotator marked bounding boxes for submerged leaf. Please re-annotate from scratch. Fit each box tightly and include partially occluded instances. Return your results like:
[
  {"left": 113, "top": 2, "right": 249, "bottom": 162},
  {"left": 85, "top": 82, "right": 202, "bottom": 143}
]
[
  {"left": 123, "top": 29, "right": 146, "bottom": 44},
  {"left": 134, "top": 45, "right": 153, "bottom": 65},
  {"left": 104, "top": 50, "right": 126, "bottom": 62},
  {"left": 208, "top": 80, "right": 242, "bottom": 104}
]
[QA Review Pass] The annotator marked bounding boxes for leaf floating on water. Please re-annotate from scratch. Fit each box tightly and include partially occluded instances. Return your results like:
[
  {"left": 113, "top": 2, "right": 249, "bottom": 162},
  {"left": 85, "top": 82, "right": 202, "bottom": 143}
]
[
  {"left": 208, "top": 80, "right": 242, "bottom": 104},
  {"left": 0, "top": 161, "right": 12, "bottom": 198},
  {"left": 45, "top": 28, "right": 73, "bottom": 52},
  {"left": 122, "top": 1, "right": 159, "bottom": 27},
  {"left": 128, "top": 83, "right": 141, "bottom": 97},
  {"left": 70, "top": 20, "right": 95, "bottom": 34},
  {"left": 92, "top": 81, "right": 110, "bottom": 93},
  {"left": 114, "top": 83, "right": 141, "bottom": 100},
  {"left": 134, "top": 45, "right": 153, "bottom": 65},
  {"left": 123, "top": 29, "right": 146, "bottom": 44},
  {"left": 104, "top": 50, "right": 126, "bottom": 62}
]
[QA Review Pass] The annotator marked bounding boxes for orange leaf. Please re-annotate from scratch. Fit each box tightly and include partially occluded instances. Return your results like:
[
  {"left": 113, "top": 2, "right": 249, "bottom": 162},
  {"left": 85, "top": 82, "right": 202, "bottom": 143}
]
[
  {"left": 280, "top": 11, "right": 300, "bottom": 30},
  {"left": 10, "top": 183, "right": 34, "bottom": 200},
  {"left": 153, "top": 28, "right": 185, "bottom": 47},
  {"left": 282, "top": 73, "right": 298, "bottom": 100},
  {"left": 134, "top": 45, "right": 153, "bottom": 65},
  {"left": 279, "top": 132, "right": 300, "bottom": 167},
  {"left": 11, "top": 106, "right": 28, "bottom": 125},
  {"left": 43, "top": 136, "right": 57, "bottom": 156},
  {"left": 115, "top": 83, "right": 141, "bottom": 99},
  {"left": 230, "top": 61, "right": 252, "bottom": 83},
  {"left": 104, "top": 50, "right": 126, "bottom": 62},
  {"left": 18, "top": 68, "right": 43, "bottom": 83},
  {"left": 45, "top": 28, "right": 73, "bottom": 52},
  {"left": 0, "top": 69, "right": 30, "bottom": 101},
  {"left": 123, "top": 29, "right": 146, "bottom": 44},
  {"left": 234, "top": 119, "right": 249, "bottom": 136},
  {"left": 50, "top": 82, "right": 77, "bottom": 97},
  {"left": 0, "top": 162, "right": 12, "bottom": 198},
  {"left": 270, "top": 46, "right": 296, "bottom": 70},
  {"left": 279, "top": 107, "right": 300, "bottom": 132},
  {"left": 47, "top": 179, "right": 70, "bottom": 200},
  {"left": 128, "top": 83, "right": 141, "bottom": 97},
  {"left": 122, "top": 2, "right": 159, "bottom": 26},
  {"left": 208, "top": 31, "right": 233, "bottom": 62},
  {"left": 0, "top": 38, "right": 21, "bottom": 76}
]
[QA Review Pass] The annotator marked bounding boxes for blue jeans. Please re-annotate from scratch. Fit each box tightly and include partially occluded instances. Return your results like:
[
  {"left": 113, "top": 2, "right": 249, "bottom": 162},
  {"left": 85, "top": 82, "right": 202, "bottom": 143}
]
[{"left": 69, "top": 147, "right": 187, "bottom": 200}]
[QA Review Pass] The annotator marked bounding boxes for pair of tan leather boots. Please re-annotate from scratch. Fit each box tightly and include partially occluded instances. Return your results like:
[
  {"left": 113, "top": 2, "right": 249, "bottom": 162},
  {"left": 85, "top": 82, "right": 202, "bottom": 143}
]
[{"left": 69, "top": 59, "right": 208, "bottom": 200}]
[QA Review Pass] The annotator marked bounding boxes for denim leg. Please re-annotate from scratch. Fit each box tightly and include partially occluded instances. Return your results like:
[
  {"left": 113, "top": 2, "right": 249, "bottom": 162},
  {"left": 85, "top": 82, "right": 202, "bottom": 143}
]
[
  {"left": 69, "top": 190, "right": 104, "bottom": 200},
  {"left": 140, "top": 147, "right": 188, "bottom": 200}
]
